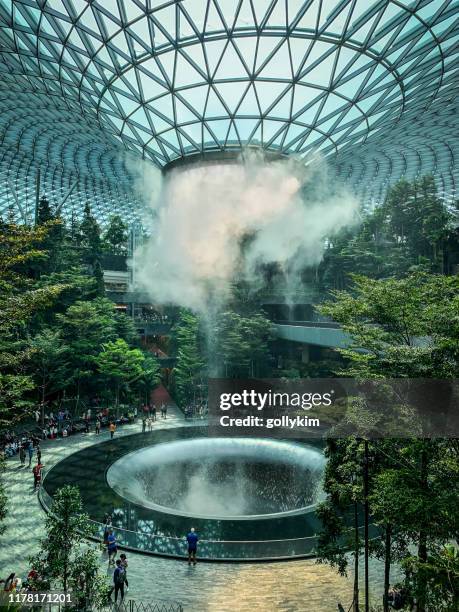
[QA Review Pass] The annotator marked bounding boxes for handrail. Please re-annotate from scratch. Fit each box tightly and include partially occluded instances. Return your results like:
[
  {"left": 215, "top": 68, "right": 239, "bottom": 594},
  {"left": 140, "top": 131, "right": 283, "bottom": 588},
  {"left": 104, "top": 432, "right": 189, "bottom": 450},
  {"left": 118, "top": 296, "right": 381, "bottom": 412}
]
[{"left": 41, "top": 486, "right": 318, "bottom": 545}]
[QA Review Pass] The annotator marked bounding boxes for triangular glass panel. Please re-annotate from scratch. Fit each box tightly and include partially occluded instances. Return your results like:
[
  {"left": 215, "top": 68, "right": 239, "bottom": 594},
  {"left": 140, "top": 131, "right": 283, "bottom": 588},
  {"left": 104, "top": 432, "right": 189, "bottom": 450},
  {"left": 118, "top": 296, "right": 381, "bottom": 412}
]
[
  {"left": 300, "top": 49, "right": 337, "bottom": 87},
  {"left": 288, "top": 37, "right": 313, "bottom": 75},
  {"left": 225, "top": 122, "right": 240, "bottom": 146},
  {"left": 175, "top": 98, "right": 198, "bottom": 124},
  {"left": 215, "top": 81, "right": 248, "bottom": 114},
  {"left": 255, "top": 80, "right": 290, "bottom": 114},
  {"left": 179, "top": 84, "right": 208, "bottom": 117},
  {"left": 251, "top": 0, "right": 270, "bottom": 26},
  {"left": 204, "top": 39, "right": 228, "bottom": 76},
  {"left": 129, "top": 106, "right": 150, "bottom": 131},
  {"left": 178, "top": 8, "right": 196, "bottom": 39},
  {"left": 202, "top": 125, "right": 220, "bottom": 148},
  {"left": 175, "top": 51, "right": 205, "bottom": 87},
  {"left": 255, "top": 36, "right": 282, "bottom": 73},
  {"left": 161, "top": 129, "right": 181, "bottom": 152},
  {"left": 156, "top": 51, "right": 176, "bottom": 84},
  {"left": 205, "top": 118, "right": 231, "bottom": 140},
  {"left": 205, "top": 86, "right": 229, "bottom": 118},
  {"left": 235, "top": 84, "right": 260, "bottom": 116},
  {"left": 205, "top": 1, "right": 227, "bottom": 32},
  {"left": 266, "top": 0, "right": 287, "bottom": 28},
  {"left": 233, "top": 36, "right": 258, "bottom": 74},
  {"left": 294, "top": 2, "right": 318, "bottom": 30},
  {"left": 234, "top": 118, "right": 260, "bottom": 140},
  {"left": 116, "top": 93, "right": 139, "bottom": 116},
  {"left": 258, "top": 40, "right": 292, "bottom": 79},
  {"left": 267, "top": 87, "right": 293, "bottom": 119},
  {"left": 153, "top": 5, "right": 176, "bottom": 39},
  {"left": 262, "top": 119, "right": 284, "bottom": 145},
  {"left": 292, "top": 84, "right": 323, "bottom": 115},
  {"left": 79, "top": 5, "right": 99, "bottom": 35},
  {"left": 179, "top": 121, "right": 202, "bottom": 143},
  {"left": 181, "top": 43, "right": 207, "bottom": 76},
  {"left": 294, "top": 99, "right": 323, "bottom": 125},
  {"left": 335, "top": 71, "right": 369, "bottom": 100},
  {"left": 215, "top": 41, "right": 248, "bottom": 80},
  {"left": 234, "top": 0, "right": 256, "bottom": 30},
  {"left": 150, "top": 94, "right": 174, "bottom": 120},
  {"left": 183, "top": 1, "right": 207, "bottom": 33}
]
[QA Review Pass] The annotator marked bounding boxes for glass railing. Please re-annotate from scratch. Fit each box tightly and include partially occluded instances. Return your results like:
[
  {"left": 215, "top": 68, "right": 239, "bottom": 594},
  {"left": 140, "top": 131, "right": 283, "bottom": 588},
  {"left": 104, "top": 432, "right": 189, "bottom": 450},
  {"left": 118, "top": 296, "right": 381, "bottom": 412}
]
[{"left": 39, "top": 488, "right": 318, "bottom": 560}]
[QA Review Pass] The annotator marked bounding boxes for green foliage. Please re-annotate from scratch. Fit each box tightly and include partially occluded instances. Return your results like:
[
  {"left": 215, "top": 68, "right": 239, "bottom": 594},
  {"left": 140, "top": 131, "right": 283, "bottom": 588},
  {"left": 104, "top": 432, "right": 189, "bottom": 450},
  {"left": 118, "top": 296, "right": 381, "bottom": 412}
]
[
  {"left": 135, "top": 353, "right": 161, "bottom": 405},
  {"left": 30, "top": 485, "right": 107, "bottom": 605},
  {"left": 319, "top": 272, "right": 459, "bottom": 378},
  {"left": 94, "top": 338, "right": 146, "bottom": 407},
  {"left": 102, "top": 214, "right": 128, "bottom": 254},
  {"left": 213, "top": 310, "right": 274, "bottom": 377},
  {"left": 172, "top": 310, "right": 206, "bottom": 407},
  {"left": 27, "top": 328, "right": 68, "bottom": 411},
  {"left": 320, "top": 175, "right": 457, "bottom": 290}
]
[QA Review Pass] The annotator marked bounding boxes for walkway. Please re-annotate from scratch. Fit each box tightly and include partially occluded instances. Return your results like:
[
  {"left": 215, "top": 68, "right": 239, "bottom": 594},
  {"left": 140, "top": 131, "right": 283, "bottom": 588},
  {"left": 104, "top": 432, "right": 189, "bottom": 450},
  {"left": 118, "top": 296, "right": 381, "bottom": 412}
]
[{"left": 0, "top": 401, "right": 397, "bottom": 611}]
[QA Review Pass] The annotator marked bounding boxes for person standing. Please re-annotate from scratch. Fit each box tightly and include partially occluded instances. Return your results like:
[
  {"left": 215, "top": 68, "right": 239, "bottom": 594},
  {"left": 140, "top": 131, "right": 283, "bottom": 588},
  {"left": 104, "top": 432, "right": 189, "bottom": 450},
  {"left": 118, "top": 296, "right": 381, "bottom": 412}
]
[
  {"left": 36, "top": 445, "right": 41, "bottom": 464},
  {"left": 109, "top": 422, "right": 116, "bottom": 440},
  {"left": 19, "top": 445, "right": 26, "bottom": 466},
  {"left": 27, "top": 440, "right": 34, "bottom": 467},
  {"left": 147, "top": 417, "right": 153, "bottom": 432},
  {"left": 186, "top": 527, "right": 198, "bottom": 566},
  {"left": 112, "top": 559, "right": 125, "bottom": 603},
  {"left": 33, "top": 462, "right": 44, "bottom": 490},
  {"left": 119, "top": 553, "right": 129, "bottom": 591},
  {"left": 151, "top": 405, "right": 156, "bottom": 421},
  {"left": 141, "top": 418, "right": 146, "bottom": 433},
  {"left": 106, "top": 529, "right": 117, "bottom": 566},
  {"left": 95, "top": 418, "right": 101, "bottom": 435}
]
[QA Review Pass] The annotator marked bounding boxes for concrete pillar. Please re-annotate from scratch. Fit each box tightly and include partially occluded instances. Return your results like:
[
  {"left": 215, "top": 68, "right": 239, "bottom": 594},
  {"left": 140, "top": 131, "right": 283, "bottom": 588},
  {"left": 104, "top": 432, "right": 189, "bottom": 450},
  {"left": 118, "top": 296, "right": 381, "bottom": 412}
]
[{"left": 301, "top": 345, "right": 310, "bottom": 363}]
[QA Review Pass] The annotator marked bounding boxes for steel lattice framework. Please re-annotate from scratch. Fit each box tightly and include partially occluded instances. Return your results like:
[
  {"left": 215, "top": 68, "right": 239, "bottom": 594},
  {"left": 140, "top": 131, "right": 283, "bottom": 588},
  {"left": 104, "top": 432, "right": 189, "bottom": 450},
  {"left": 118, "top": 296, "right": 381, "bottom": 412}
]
[{"left": 0, "top": 0, "right": 458, "bottom": 223}]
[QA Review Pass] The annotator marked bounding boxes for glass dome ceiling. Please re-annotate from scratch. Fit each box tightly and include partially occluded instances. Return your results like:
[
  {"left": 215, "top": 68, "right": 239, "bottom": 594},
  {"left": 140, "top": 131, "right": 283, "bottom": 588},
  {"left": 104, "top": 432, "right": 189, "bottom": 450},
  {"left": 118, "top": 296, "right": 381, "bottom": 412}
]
[{"left": 0, "top": 0, "right": 458, "bottom": 223}]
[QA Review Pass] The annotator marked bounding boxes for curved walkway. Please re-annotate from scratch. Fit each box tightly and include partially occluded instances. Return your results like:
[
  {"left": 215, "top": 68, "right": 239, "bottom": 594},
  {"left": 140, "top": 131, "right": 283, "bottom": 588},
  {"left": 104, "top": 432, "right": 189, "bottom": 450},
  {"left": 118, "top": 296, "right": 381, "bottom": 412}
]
[{"left": 0, "top": 406, "right": 396, "bottom": 611}]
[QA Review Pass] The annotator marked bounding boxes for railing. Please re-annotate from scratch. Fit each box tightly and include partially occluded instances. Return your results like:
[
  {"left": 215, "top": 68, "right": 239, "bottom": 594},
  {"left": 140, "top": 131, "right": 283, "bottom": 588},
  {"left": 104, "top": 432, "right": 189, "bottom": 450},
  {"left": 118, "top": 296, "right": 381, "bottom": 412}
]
[
  {"left": 274, "top": 320, "right": 341, "bottom": 328},
  {"left": 4, "top": 599, "right": 183, "bottom": 611},
  {"left": 39, "top": 486, "right": 318, "bottom": 561}
]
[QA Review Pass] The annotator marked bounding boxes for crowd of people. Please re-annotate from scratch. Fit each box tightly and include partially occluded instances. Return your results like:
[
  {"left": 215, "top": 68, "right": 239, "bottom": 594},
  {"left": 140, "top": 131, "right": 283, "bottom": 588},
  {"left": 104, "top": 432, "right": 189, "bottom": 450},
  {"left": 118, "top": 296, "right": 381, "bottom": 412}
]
[
  {"left": 184, "top": 402, "right": 208, "bottom": 420},
  {"left": 140, "top": 402, "right": 170, "bottom": 433}
]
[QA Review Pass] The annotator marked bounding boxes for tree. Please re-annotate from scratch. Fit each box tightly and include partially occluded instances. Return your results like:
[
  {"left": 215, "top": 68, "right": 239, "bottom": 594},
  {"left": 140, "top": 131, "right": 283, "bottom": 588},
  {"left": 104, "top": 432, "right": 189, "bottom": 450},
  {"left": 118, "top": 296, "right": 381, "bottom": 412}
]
[
  {"left": 0, "top": 221, "right": 67, "bottom": 424},
  {"left": 135, "top": 353, "right": 161, "bottom": 405},
  {"left": 92, "top": 259, "right": 105, "bottom": 297},
  {"left": 319, "top": 176, "right": 455, "bottom": 290},
  {"left": 56, "top": 298, "right": 118, "bottom": 405},
  {"left": 30, "top": 485, "right": 108, "bottom": 605},
  {"left": 316, "top": 438, "right": 365, "bottom": 612},
  {"left": 317, "top": 273, "right": 459, "bottom": 611},
  {"left": 319, "top": 272, "right": 459, "bottom": 378},
  {"left": 94, "top": 338, "right": 145, "bottom": 409},
  {"left": 27, "top": 329, "right": 68, "bottom": 424},
  {"left": 213, "top": 310, "right": 274, "bottom": 377},
  {"left": 103, "top": 215, "right": 128, "bottom": 254},
  {"left": 172, "top": 310, "right": 206, "bottom": 407},
  {"left": 78, "top": 202, "right": 102, "bottom": 266}
]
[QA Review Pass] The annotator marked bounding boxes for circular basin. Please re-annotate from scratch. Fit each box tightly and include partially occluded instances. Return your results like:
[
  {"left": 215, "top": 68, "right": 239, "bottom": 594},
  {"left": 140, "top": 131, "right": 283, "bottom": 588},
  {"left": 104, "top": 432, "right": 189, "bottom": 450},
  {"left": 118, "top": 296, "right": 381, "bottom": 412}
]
[{"left": 106, "top": 437, "right": 325, "bottom": 520}]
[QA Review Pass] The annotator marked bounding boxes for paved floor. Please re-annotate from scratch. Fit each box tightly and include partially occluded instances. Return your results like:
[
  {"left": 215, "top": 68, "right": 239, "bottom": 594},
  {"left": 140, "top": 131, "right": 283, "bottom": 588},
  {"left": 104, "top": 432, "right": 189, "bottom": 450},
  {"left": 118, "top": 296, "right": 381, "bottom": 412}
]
[{"left": 0, "top": 405, "right": 398, "bottom": 611}]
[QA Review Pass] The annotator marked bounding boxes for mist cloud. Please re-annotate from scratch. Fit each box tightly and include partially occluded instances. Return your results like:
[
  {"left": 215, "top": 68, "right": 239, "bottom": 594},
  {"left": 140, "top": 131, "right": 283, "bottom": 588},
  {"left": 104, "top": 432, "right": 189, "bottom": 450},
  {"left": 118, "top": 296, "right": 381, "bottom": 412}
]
[{"left": 136, "top": 152, "right": 359, "bottom": 313}]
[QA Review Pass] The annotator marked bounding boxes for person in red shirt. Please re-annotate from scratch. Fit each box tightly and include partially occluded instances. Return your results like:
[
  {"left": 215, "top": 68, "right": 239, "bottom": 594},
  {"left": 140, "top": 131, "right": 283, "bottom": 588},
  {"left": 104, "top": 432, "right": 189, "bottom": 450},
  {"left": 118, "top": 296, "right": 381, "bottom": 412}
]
[{"left": 33, "top": 462, "right": 44, "bottom": 489}]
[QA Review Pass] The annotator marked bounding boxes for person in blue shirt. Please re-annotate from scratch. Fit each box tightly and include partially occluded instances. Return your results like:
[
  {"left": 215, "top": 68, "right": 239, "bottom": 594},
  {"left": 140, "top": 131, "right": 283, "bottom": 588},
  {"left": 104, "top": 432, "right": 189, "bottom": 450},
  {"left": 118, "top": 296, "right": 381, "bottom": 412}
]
[
  {"left": 106, "top": 529, "right": 117, "bottom": 566},
  {"left": 112, "top": 559, "right": 125, "bottom": 603},
  {"left": 186, "top": 527, "right": 198, "bottom": 565}
]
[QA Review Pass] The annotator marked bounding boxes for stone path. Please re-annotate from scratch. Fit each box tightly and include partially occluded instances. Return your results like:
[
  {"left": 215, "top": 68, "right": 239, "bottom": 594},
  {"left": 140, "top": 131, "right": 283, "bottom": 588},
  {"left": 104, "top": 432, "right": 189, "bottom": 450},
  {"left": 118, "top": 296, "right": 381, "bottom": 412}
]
[{"left": 0, "top": 404, "right": 399, "bottom": 611}]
